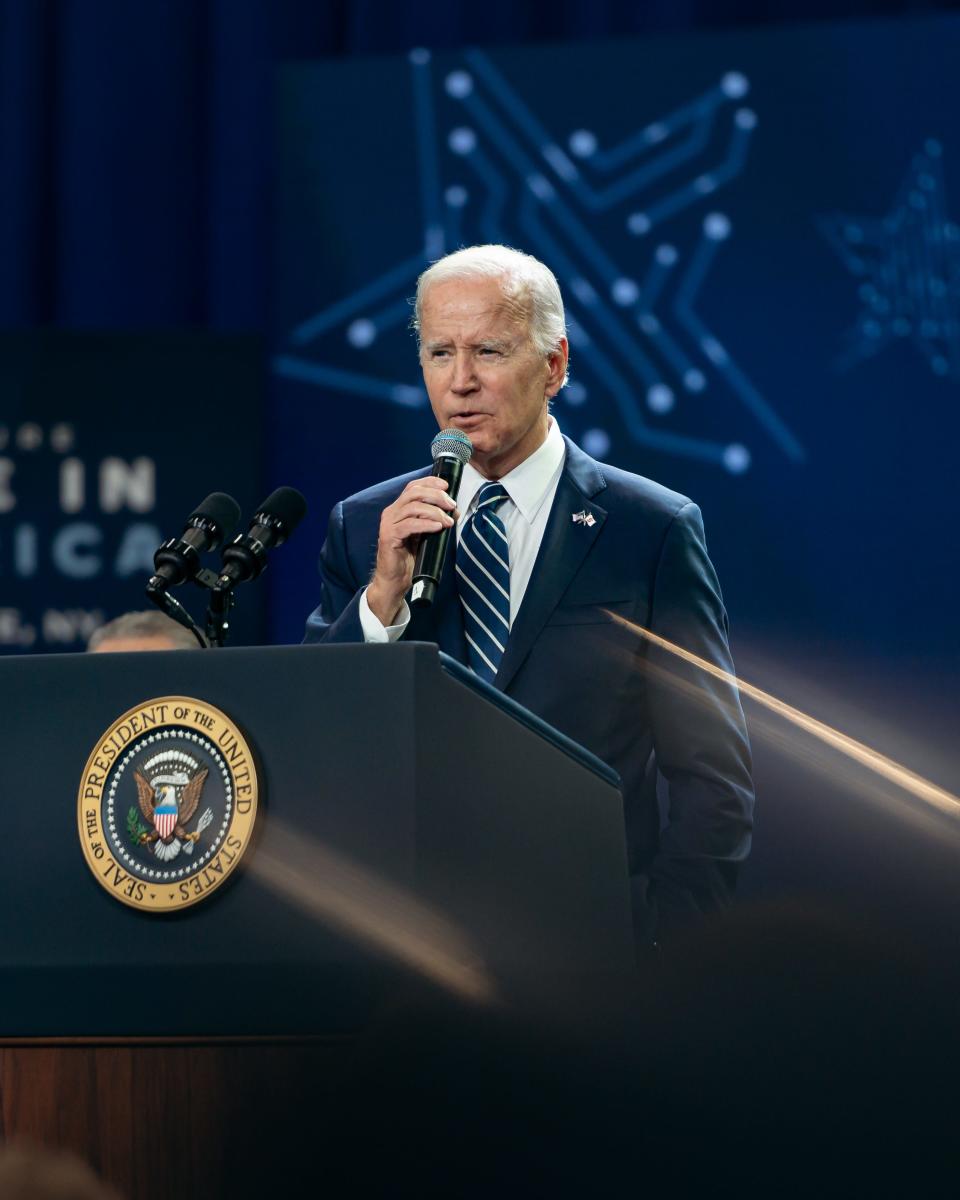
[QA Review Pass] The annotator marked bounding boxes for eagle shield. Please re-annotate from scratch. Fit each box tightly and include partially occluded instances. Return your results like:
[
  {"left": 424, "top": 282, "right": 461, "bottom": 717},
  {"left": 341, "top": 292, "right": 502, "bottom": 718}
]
[{"left": 133, "top": 750, "right": 212, "bottom": 862}]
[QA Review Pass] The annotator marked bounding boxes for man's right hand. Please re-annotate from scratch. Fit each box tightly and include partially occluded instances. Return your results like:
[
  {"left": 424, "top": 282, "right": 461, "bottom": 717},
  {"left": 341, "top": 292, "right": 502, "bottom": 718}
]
[{"left": 366, "top": 476, "right": 458, "bottom": 625}]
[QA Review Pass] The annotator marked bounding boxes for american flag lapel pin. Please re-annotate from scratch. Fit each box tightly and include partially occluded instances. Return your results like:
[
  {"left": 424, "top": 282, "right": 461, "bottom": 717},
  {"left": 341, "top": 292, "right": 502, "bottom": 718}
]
[{"left": 572, "top": 510, "right": 596, "bottom": 527}]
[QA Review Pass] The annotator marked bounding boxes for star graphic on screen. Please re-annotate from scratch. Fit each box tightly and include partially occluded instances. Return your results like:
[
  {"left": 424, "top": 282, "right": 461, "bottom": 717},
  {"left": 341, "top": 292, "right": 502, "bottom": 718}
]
[
  {"left": 819, "top": 139, "right": 960, "bottom": 381},
  {"left": 275, "top": 48, "right": 806, "bottom": 474}
]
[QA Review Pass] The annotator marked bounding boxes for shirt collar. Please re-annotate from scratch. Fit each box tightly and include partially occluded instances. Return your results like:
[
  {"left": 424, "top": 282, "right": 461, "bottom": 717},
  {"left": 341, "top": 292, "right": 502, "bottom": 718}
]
[{"left": 458, "top": 417, "right": 566, "bottom": 525}]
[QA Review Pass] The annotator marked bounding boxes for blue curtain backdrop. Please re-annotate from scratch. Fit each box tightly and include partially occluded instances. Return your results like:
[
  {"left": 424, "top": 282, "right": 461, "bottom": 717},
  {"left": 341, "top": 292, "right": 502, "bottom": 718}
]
[{"left": 0, "top": 0, "right": 947, "bottom": 331}]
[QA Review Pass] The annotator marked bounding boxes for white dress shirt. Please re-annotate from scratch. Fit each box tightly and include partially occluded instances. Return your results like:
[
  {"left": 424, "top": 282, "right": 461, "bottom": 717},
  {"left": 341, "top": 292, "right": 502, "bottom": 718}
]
[{"left": 359, "top": 417, "right": 567, "bottom": 642}]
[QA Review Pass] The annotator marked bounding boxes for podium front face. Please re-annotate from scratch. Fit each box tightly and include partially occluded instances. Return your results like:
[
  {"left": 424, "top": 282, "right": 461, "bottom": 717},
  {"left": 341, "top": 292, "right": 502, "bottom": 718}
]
[{"left": 0, "top": 643, "right": 633, "bottom": 1037}]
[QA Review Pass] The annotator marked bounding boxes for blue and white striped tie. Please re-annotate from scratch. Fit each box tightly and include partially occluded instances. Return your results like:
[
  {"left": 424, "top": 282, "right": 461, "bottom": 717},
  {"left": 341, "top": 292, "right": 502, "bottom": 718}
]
[{"left": 456, "top": 482, "right": 511, "bottom": 682}]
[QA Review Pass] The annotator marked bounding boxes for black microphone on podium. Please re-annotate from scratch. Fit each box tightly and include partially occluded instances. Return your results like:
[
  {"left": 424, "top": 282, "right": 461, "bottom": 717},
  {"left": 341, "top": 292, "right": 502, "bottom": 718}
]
[
  {"left": 148, "top": 492, "right": 241, "bottom": 592},
  {"left": 411, "top": 429, "right": 474, "bottom": 607},
  {"left": 215, "top": 486, "right": 308, "bottom": 590}
]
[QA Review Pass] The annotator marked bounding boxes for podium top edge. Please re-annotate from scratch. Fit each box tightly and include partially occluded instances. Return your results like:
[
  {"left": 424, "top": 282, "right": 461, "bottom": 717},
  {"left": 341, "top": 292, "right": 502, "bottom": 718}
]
[{"left": 436, "top": 650, "right": 621, "bottom": 792}]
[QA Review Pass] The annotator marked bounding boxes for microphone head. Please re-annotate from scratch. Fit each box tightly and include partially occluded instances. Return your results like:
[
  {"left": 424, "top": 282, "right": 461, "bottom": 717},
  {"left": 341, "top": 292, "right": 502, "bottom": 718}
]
[
  {"left": 431, "top": 429, "right": 473, "bottom": 465},
  {"left": 255, "top": 486, "right": 308, "bottom": 532},
  {"left": 189, "top": 492, "right": 241, "bottom": 535}
]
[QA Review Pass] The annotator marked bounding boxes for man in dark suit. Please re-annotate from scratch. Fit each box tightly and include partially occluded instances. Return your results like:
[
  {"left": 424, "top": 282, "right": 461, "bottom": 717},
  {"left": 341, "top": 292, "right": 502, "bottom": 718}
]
[{"left": 305, "top": 245, "right": 753, "bottom": 943}]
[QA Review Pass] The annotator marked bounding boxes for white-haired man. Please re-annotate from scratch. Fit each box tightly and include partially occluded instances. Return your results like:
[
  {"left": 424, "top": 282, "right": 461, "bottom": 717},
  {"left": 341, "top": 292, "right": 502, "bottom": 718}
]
[
  {"left": 88, "top": 610, "right": 199, "bottom": 653},
  {"left": 305, "top": 244, "right": 754, "bottom": 944}
]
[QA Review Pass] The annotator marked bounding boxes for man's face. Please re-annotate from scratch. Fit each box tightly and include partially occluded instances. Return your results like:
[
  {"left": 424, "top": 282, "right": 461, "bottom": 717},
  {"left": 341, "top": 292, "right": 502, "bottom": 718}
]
[{"left": 418, "top": 275, "right": 568, "bottom": 478}]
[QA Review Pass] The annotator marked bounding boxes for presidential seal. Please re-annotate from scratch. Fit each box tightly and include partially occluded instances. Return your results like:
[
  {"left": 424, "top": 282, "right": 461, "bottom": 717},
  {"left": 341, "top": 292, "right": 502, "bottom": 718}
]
[{"left": 78, "top": 697, "right": 259, "bottom": 912}]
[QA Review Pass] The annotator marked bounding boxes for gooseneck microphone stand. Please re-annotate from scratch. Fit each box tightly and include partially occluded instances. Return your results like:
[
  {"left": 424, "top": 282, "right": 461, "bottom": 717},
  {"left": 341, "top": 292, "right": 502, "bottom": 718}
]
[
  {"left": 204, "top": 574, "right": 234, "bottom": 647},
  {"left": 146, "top": 567, "right": 234, "bottom": 648},
  {"left": 145, "top": 578, "right": 209, "bottom": 647},
  {"left": 145, "top": 488, "right": 306, "bottom": 649}
]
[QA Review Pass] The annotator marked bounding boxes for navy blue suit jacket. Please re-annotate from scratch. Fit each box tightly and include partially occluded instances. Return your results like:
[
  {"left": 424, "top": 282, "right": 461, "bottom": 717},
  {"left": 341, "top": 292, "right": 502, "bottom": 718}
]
[{"left": 305, "top": 437, "right": 754, "bottom": 940}]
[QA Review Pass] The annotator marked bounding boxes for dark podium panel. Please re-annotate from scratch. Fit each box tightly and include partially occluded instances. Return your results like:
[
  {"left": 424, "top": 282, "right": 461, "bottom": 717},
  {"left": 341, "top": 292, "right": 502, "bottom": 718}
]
[{"left": 0, "top": 642, "right": 633, "bottom": 1038}]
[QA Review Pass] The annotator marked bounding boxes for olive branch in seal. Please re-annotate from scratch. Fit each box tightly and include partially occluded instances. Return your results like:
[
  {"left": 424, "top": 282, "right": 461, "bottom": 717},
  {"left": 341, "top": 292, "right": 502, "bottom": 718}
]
[{"left": 126, "top": 806, "right": 149, "bottom": 847}]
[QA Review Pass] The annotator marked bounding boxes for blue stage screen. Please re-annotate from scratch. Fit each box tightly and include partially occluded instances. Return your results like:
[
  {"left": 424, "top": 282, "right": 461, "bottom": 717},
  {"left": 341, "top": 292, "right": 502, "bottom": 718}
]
[
  {"left": 270, "top": 15, "right": 960, "bottom": 709},
  {"left": 270, "top": 17, "right": 960, "bottom": 909}
]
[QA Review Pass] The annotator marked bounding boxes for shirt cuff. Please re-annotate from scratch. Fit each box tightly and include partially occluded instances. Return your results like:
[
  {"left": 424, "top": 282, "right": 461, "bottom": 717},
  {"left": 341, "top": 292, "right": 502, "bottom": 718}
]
[{"left": 358, "top": 587, "right": 410, "bottom": 643}]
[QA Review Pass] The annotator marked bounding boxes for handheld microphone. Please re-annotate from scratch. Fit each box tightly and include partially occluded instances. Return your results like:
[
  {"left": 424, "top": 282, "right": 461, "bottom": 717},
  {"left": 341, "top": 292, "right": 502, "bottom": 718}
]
[
  {"left": 411, "top": 429, "right": 474, "bottom": 607},
  {"left": 216, "top": 486, "right": 308, "bottom": 590},
  {"left": 148, "top": 493, "right": 241, "bottom": 591}
]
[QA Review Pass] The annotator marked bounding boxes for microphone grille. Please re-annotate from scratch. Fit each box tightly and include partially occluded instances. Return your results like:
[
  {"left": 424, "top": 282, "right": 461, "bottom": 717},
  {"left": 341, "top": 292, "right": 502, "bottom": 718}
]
[
  {"left": 431, "top": 429, "right": 473, "bottom": 465},
  {"left": 256, "top": 486, "right": 308, "bottom": 531},
  {"left": 190, "top": 492, "right": 241, "bottom": 534}
]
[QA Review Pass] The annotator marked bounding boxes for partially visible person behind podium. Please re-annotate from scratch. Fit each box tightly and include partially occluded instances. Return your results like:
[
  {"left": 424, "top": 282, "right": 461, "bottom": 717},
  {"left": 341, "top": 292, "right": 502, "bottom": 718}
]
[
  {"left": 88, "top": 610, "right": 198, "bottom": 653},
  {"left": 305, "top": 244, "right": 754, "bottom": 945}
]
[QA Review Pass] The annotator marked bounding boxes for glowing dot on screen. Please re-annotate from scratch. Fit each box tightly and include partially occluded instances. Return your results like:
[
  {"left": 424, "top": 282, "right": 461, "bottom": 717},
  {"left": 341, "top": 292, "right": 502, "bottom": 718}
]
[
  {"left": 392, "top": 385, "right": 426, "bottom": 407},
  {"left": 863, "top": 319, "right": 882, "bottom": 338},
  {"left": 51, "top": 423, "right": 76, "bottom": 452},
  {"left": 564, "top": 380, "right": 587, "bottom": 406},
  {"left": 845, "top": 224, "right": 864, "bottom": 243},
  {"left": 858, "top": 283, "right": 876, "bottom": 302},
  {"left": 569, "top": 129, "right": 597, "bottom": 158},
  {"left": 655, "top": 243, "right": 678, "bottom": 266},
  {"left": 527, "top": 173, "right": 554, "bottom": 200},
  {"left": 918, "top": 172, "right": 936, "bottom": 191},
  {"left": 611, "top": 278, "right": 640, "bottom": 306},
  {"left": 571, "top": 277, "right": 598, "bottom": 305},
  {"left": 723, "top": 444, "right": 751, "bottom": 474},
  {"left": 704, "top": 212, "right": 731, "bottom": 240},
  {"left": 647, "top": 384, "right": 674, "bottom": 413},
  {"left": 735, "top": 108, "right": 757, "bottom": 130},
  {"left": 445, "top": 185, "right": 468, "bottom": 207},
  {"left": 409, "top": 47, "right": 431, "bottom": 65},
  {"left": 684, "top": 369, "right": 706, "bottom": 392},
  {"left": 925, "top": 138, "right": 942, "bottom": 157},
  {"left": 448, "top": 127, "right": 477, "bottom": 155},
  {"left": 892, "top": 317, "right": 912, "bottom": 336},
  {"left": 932, "top": 356, "right": 949, "bottom": 375},
  {"left": 638, "top": 313, "right": 660, "bottom": 335},
  {"left": 16, "top": 423, "right": 42, "bottom": 450},
  {"left": 643, "top": 123, "right": 667, "bottom": 144},
  {"left": 909, "top": 192, "right": 927, "bottom": 210},
  {"left": 627, "top": 212, "right": 651, "bottom": 235},
  {"left": 695, "top": 175, "right": 717, "bottom": 194},
  {"left": 930, "top": 278, "right": 947, "bottom": 297},
  {"left": 721, "top": 72, "right": 749, "bottom": 98},
  {"left": 347, "top": 318, "right": 376, "bottom": 348},
  {"left": 582, "top": 428, "right": 611, "bottom": 457},
  {"left": 445, "top": 70, "right": 473, "bottom": 98},
  {"left": 701, "top": 337, "right": 728, "bottom": 364}
]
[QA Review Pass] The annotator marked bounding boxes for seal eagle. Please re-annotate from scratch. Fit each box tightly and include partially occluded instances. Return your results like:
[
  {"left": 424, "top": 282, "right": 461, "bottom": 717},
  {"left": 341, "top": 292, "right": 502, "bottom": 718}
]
[{"left": 134, "top": 766, "right": 209, "bottom": 861}]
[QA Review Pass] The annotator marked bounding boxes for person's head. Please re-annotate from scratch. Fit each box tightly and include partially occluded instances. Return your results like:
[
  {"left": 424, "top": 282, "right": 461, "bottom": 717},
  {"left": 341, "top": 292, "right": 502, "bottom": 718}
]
[
  {"left": 413, "top": 245, "right": 569, "bottom": 478},
  {"left": 87, "top": 610, "right": 198, "bottom": 653}
]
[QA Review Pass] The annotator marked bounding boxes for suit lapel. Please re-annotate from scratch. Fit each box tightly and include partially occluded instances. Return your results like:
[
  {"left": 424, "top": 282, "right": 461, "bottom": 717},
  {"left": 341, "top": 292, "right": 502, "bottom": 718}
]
[{"left": 495, "top": 439, "right": 607, "bottom": 692}]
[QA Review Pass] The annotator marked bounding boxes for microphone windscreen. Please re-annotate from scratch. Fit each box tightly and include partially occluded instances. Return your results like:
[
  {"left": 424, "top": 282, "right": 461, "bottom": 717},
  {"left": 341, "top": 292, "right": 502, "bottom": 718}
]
[
  {"left": 190, "top": 492, "right": 241, "bottom": 534},
  {"left": 431, "top": 429, "right": 473, "bottom": 465},
  {"left": 256, "top": 486, "right": 308, "bottom": 531}
]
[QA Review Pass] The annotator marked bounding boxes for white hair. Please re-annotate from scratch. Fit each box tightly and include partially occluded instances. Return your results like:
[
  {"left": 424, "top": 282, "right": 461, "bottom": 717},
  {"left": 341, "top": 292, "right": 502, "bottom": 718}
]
[
  {"left": 413, "top": 244, "right": 569, "bottom": 386},
  {"left": 87, "top": 610, "right": 198, "bottom": 651}
]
